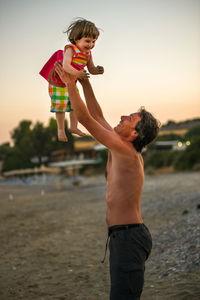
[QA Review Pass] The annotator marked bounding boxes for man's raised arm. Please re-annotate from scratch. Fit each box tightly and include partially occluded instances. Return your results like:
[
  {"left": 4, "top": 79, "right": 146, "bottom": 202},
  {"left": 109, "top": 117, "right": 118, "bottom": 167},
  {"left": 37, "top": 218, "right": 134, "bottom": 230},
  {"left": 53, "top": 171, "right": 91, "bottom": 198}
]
[
  {"left": 80, "top": 79, "right": 112, "bottom": 130},
  {"left": 54, "top": 62, "right": 123, "bottom": 151}
]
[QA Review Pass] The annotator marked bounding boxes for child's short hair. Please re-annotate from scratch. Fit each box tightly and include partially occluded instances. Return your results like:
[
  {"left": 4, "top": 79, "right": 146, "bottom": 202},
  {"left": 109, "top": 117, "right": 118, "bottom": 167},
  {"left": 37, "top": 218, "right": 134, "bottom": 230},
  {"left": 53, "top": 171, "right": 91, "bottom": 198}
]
[{"left": 64, "top": 18, "right": 100, "bottom": 44}]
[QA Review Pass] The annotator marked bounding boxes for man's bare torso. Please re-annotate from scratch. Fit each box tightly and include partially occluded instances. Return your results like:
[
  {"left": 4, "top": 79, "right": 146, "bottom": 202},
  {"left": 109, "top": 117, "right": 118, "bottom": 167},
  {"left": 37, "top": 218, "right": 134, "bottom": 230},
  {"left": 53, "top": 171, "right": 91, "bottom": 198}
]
[{"left": 106, "top": 147, "right": 144, "bottom": 226}]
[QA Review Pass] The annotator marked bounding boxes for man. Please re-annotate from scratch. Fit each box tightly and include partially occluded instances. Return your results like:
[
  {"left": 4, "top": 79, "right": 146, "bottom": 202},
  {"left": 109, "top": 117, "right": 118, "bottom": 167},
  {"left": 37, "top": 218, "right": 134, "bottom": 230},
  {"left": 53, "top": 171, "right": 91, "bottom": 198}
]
[{"left": 55, "top": 62, "right": 160, "bottom": 300}]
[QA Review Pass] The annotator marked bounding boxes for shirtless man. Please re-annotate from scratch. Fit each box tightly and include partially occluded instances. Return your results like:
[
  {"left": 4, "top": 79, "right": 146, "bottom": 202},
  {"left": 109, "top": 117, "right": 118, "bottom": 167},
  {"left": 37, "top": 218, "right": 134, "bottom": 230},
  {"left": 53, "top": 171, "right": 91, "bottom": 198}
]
[{"left": 55, "top": 62, "right": 160, "bottom": 300}]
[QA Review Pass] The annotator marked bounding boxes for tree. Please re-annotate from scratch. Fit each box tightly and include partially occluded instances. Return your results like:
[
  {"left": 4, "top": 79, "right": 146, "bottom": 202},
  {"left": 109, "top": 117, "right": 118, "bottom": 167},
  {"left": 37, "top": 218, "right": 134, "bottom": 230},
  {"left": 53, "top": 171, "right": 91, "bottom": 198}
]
[
  {"left": 46, "top": 117, "right": 74, "bottom": 155},
  {"left": 31, "top": 121, "right": 49, "bottom": 165},
  {"left": 1, "top": 118, "right": 75, "bottom": 172},
  {"left": 185, "top": 124, "right": 200, "bottom": 140},
  {"left": 11, "top": 120, "right": 34, "bottom": 161},
  {"left": 174, "top": 135, "right": 200, "bottom": 170},
  {"left": 2, "top": 147, "right": 32, "bottom": 172},
  {"left": 0, "top": 143, "right": 11, "bottom": 161}
]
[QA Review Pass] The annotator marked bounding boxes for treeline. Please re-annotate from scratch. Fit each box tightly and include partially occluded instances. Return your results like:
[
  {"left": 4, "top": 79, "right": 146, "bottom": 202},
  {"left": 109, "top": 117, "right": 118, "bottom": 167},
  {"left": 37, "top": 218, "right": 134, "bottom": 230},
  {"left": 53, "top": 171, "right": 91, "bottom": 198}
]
[
  {"left": 143, "top": 124, "right": 200, "bottom": 172},
  {"left": 0, "top": 118, "right": 200, "bottom": 174},
  {"left": 161, "top": 118, "right": 200, "bottom": 131},
  {"left": 0, "top": 118, "right": 74, "bottom": 172}
]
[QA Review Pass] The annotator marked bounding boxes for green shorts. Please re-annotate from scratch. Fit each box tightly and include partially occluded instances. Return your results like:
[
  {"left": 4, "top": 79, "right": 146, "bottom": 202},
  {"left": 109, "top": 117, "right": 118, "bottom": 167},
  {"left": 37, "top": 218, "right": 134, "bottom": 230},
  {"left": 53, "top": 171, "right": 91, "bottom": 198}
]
[{"left": 49, "top": 84, "right": 73, "bottom": 113}]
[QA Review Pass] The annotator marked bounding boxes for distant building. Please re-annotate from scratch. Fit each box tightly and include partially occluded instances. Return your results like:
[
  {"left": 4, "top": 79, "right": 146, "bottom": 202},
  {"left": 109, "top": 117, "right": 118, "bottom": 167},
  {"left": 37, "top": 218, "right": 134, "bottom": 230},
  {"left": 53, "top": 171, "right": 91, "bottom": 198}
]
[{"left": 50, "top": 140, "right": 101, "bottom": 162}]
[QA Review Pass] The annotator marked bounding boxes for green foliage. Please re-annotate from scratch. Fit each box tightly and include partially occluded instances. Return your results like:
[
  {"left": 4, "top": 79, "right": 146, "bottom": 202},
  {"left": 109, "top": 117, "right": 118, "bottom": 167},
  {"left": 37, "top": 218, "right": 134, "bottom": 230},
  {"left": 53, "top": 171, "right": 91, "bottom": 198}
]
[
  {"left": 11, "top": 120, "right": 32, "bottom": 147},
  {"left": 164, "top": 120, "right": 176, "bottom": 127},
  {"left": 31, "top": 122, "right": 49, "bottom": 165},
  {"left": 0, "top": 143, "right": 32, "bottom": 172},
  {"left": 174, "top": 136, "right": 200, "bottom": 170},
  {"left": 144, "top": 150, "right": 178, "bottom": 169},
  {"left": 1, "top": 118, "right": 74, "bottom": 172},
  {"left": 46, "top": 118, "right": 74, "bottom": 154},
  {"left": 0, "top": 143, "right": 11, "bottom": 160},
  {"left": 1, "top": 117, "right": 200, "bottom": 173},
  {"left": 2, "top": 147, "right": 33, "bottom": 172},
  {"left": 185, "top": 124, "right": 200, "bottom": 140},
  {"left": 11, "top": 120, "right": 34, "bottom": 160},
  {"left": 144, "top": 122, "right": 200, "bottom": 171},
  {"left": 162, "top": 118, "right": 200, "bottom": 130}
]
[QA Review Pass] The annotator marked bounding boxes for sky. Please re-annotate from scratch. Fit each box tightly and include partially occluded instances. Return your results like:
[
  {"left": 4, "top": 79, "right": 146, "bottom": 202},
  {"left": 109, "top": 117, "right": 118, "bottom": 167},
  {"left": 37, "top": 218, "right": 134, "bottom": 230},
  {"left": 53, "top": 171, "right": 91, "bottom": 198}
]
[{"left": 1, "top": 0, "right": 200, "bottom": 144}]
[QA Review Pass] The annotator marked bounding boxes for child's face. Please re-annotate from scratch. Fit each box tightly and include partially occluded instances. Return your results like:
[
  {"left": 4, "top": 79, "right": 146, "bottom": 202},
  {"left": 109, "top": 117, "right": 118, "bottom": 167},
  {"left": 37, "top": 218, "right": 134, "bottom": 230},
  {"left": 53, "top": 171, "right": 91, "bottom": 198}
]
[{"left": 75, "top": 37, "right": 96, "bottom": 53}]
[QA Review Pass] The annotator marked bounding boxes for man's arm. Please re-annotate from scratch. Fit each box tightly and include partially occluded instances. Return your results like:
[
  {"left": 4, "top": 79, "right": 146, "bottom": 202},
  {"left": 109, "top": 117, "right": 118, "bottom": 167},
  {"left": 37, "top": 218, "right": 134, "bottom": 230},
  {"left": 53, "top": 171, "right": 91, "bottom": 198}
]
[
  {"left": 67, "top": 82, "right": 119, "bottom": 148},
  {"left": 80, "top": 79, "right": 112, "bottom": 130},
  {"left": 54, "top": 62, "right": 122, "bottom": 150}
]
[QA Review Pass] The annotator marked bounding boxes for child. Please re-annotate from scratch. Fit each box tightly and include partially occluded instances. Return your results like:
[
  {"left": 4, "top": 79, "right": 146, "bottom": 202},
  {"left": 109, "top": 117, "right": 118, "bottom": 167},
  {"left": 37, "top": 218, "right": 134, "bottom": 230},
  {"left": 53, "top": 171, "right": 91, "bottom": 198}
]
[{"left": 40, "top": 18, "right": 104, "bottom": 142}]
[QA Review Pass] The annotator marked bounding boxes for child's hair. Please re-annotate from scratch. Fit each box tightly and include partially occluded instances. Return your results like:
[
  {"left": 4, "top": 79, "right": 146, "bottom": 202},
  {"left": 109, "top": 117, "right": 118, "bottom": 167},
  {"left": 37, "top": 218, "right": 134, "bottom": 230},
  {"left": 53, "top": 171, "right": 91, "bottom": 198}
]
[{"left": 64, "top": 18, "right": 100, "bottom": 44}]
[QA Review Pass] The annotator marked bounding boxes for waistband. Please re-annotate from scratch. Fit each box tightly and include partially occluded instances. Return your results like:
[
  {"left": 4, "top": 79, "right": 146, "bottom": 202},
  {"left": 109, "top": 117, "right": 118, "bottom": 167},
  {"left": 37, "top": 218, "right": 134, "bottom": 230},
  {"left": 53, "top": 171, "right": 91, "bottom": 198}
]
[
  {"left": 101, "top": 223, "right": 145, "bottom": 264},
  {"left": 108, "top": 223, "right": 144, "bottom": 236}
]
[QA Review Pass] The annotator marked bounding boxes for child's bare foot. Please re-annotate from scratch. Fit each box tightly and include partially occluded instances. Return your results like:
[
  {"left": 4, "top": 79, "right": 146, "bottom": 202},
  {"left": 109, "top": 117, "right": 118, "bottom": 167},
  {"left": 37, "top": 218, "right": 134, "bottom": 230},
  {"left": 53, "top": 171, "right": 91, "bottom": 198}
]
[
  {"left": 58, "top": 129, "right": 68, "bottom": 142},
  {"left": 69, "top": 128, "right": 86, "bottom": 137}
]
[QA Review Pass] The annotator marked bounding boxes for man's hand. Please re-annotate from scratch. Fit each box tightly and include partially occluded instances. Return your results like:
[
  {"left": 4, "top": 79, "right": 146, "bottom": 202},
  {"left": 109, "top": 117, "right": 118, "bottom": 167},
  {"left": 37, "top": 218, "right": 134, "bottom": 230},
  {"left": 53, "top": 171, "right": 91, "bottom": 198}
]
[
  {"left": 96, "top": 65, "right": 104, "bottom": 74},
  {"left": 54, "top": 61, "right": 76, "bottom": 85}
]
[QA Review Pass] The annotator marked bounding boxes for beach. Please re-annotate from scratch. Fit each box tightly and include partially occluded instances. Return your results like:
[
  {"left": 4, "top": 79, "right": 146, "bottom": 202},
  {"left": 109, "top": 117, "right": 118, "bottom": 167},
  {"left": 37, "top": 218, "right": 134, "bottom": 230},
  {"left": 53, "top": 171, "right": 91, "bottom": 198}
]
[{"left": 0, "top": 172, "right": 200, "bottom": 300}]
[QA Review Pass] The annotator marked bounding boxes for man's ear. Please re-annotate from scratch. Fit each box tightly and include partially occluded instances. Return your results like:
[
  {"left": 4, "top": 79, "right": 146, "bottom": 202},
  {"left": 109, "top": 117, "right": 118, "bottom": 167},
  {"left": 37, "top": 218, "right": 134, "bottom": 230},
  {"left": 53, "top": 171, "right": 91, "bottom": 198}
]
[{"left": 131, "top": 130, "right": 138, "bottom": 140}]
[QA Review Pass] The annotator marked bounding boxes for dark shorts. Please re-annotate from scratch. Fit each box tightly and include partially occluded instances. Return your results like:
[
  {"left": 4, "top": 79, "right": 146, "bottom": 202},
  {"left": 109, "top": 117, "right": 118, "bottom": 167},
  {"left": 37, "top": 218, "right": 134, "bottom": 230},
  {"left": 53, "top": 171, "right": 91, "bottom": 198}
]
[{"left": 109, "top": 223, "right": 152, "bottom": 300}]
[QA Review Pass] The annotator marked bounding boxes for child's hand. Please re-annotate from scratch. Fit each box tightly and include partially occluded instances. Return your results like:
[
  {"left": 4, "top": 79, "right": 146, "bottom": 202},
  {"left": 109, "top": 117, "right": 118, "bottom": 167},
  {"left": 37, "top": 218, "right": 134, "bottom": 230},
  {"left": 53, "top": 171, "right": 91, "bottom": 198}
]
[
  {"left": 97, "top": 65, "right": 104, "bottom": 74},
  {"left": 77, "top": 70, "right": 90, "bottom": 79}
]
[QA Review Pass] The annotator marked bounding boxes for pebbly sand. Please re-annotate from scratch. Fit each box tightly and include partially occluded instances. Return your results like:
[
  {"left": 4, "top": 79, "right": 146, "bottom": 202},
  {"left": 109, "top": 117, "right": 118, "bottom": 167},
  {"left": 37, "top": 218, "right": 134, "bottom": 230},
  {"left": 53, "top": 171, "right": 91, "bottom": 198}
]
[{"left": 0, "top": 172, "right": 200, "bottom": 300}]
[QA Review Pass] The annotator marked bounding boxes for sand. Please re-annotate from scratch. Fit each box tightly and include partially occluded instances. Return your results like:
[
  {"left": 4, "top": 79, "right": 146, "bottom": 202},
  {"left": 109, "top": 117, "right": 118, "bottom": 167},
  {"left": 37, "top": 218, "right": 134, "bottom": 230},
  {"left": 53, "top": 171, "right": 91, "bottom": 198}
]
[{"left": 0, "top": 172, "right": 200, "bottom": 300}]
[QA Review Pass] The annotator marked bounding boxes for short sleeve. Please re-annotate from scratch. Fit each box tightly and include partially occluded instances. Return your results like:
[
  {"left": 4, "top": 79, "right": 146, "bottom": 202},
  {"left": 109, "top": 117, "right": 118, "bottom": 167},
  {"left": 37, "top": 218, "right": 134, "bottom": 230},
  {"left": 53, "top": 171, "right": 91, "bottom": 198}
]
[{"left": 64, "top": 44, "right": 77, "bottom": 56}]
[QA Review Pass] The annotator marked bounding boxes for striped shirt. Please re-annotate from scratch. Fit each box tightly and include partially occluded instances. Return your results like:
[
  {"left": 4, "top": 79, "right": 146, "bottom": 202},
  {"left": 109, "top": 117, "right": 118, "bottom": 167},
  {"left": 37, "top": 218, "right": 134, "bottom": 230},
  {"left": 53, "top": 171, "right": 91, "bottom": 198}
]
[{"left": 64, "top": 44, "right": 92, "bottom": 71}]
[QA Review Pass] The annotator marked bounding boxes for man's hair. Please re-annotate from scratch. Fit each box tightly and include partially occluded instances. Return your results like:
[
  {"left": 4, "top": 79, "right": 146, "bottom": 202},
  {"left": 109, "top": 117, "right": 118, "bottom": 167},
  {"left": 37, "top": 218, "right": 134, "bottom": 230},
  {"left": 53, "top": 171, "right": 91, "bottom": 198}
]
[
  {"left": 64, "top": 18, "right": 100, "bottom": 44},
  {"left": 133, "top": 107, "right": 161, "bottom": 152}
]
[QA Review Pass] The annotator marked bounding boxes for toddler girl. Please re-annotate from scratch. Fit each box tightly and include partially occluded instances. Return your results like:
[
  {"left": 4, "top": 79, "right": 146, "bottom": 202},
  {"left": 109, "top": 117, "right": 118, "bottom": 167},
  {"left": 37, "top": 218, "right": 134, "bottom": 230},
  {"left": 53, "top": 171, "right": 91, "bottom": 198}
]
[{"left": 40, "top": 18, "right": 104, "bottom": 142}]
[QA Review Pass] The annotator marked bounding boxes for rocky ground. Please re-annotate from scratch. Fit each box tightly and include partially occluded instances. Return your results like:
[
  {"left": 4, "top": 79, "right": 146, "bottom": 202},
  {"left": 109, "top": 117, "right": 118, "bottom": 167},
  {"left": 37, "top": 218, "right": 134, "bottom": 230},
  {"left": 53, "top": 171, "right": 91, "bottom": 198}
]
[{"left": 0, "top": 172, "right": 199, "bottom": 300}]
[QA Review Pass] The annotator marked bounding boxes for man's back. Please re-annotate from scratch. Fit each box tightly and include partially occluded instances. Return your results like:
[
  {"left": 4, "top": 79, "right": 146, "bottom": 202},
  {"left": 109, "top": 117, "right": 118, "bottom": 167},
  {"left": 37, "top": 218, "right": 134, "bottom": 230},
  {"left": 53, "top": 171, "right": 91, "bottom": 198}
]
[{"left": 106, "top": 145, "right": 144, "bottom": 226}]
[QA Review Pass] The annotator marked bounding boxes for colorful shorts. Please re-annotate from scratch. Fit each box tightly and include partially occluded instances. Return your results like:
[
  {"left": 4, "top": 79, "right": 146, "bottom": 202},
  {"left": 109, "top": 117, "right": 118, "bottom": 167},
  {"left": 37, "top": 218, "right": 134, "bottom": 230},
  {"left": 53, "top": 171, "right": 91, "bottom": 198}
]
[{"left": 49, "top": 84, "right": 73, "bottom": 113}]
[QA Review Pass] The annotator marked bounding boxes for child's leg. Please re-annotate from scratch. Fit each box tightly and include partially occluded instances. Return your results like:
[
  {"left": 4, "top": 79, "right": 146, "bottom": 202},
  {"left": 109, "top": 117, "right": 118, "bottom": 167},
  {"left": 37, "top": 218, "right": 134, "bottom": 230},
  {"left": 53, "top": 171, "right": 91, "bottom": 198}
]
[
  {"left": 55, "top": 112, "right": 68, "bottom": 142},
  {"left": 69, "top": 111, "right": 86, "bottom": 137}
]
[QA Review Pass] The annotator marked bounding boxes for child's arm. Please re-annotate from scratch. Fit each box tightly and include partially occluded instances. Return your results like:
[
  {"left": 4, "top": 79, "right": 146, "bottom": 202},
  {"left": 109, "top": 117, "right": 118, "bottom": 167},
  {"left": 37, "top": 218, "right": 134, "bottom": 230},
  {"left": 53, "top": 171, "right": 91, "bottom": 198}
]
[
  {"left": 87, "top": 56, "right": 104, "bottom": 75},
  {"left": 63, "top": 48, "right": 89, "bottom": 79}
]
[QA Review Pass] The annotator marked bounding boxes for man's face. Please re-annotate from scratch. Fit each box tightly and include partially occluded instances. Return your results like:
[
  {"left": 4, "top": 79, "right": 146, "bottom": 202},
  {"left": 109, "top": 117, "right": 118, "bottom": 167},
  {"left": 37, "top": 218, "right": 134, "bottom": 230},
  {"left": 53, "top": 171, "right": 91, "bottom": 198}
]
[
  {"left": 114, "top": 113, "right": 141, "bottom": 140},
  {"left": 75, "top": 37, "right": 96, "bottom": 53}
]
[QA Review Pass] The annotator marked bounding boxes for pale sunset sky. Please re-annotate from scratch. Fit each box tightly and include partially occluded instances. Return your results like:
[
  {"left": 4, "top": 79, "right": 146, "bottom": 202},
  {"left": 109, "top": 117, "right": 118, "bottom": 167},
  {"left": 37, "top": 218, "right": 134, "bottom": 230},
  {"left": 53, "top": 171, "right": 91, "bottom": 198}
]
[{"left": 1, "top": 0, "right": 200, "bottom": 144}]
